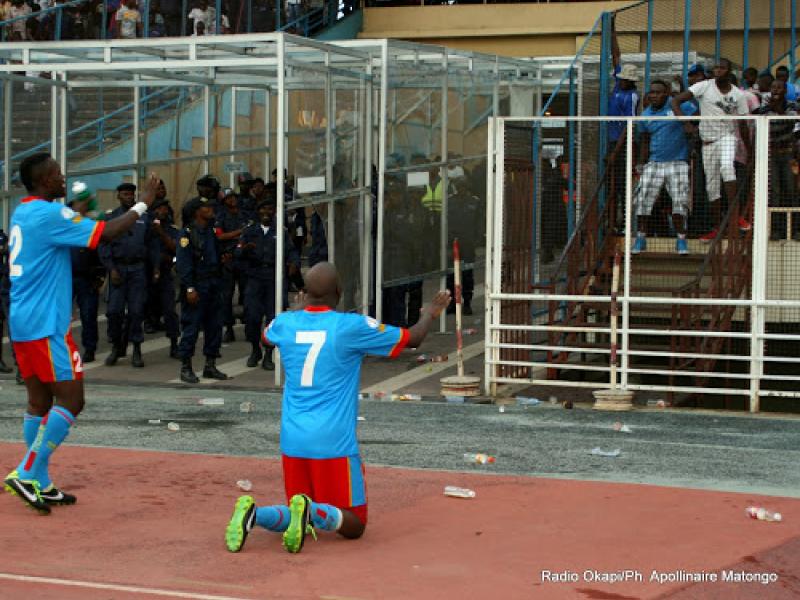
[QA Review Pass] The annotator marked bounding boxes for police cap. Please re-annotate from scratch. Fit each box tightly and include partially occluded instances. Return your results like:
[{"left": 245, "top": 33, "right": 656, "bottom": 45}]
[
  {"left": 196, "top": 174, "right": 220, "bottom": 188},
  {"left": 117, "top": 182, "right": 137, "bottom": 192},
  {"left": 256, "top": 197, "right": 276, "bottom": 211}
]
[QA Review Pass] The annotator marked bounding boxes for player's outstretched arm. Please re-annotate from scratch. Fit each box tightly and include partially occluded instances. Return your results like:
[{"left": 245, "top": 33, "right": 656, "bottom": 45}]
[
  {"left": 100, "top": 173, "right": 159, "bottom": 241},
  {"left": 407, "top": 290, "right": 452, "bottom": 348}
]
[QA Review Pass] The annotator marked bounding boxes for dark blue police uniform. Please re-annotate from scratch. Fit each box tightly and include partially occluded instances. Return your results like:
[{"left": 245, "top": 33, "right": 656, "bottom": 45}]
[{"left": 71, "top": 242, "right": 104, "bottom": 361}]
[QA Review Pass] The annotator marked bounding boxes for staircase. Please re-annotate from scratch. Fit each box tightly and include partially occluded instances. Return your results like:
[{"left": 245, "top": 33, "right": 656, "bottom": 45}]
[{"left": 533, "top": 168, "right": 754, "bottom": 406}]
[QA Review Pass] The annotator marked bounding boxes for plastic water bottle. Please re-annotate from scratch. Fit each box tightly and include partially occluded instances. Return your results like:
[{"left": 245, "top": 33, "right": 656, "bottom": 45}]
[
  {"left": 464, "top": 453, "right": 495, "bottom": 464},
  {"left": 444, "top": 486, "right": 476, "bottom": 498},
  {"left": 746, "top": 506, "right": 782, "bottom": 522}
]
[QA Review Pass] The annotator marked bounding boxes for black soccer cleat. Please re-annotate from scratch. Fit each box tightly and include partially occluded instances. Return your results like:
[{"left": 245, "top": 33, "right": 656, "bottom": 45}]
[
  {"left": 40, "top": 485, "right": 77, "bottom": 506},
  {"left": 4, "top": 472, "right": 50, "bottom": 515}
]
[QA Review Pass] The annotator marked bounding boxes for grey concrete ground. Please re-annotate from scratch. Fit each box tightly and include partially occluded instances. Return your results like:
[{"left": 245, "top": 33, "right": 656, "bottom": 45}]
[{"left": 1, "top": 383, "right": 799, "bottom": 498}]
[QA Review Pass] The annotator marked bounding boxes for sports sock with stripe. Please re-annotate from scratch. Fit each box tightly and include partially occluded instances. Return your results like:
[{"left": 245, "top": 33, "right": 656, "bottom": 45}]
[
  {"left": 310, "top": 502, "right": 343, "bottom": 531},
  {"left": 23, "top": 413, "right": 43, "bottom": 448},
  {"left": 22, "top": 412, "right": 51, "bottom": 489},
  {"left": 17, "top": 406, "right": 75, "bottom": 486},
  {"left": 255, "top": 505, "right": 291, "bottom": 532}
]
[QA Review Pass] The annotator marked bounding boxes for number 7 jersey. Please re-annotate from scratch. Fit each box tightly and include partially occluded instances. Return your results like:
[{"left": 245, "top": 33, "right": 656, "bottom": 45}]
[
  {"left": 264, "top": 306, "right": 409, "bottom": 459},
  {"left": 9, "top": 198, "right": 105, "bottom": 342}
]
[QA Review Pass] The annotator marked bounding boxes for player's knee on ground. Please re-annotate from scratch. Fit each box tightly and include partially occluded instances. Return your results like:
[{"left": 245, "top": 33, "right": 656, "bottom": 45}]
[{"left": 338, "top": 509, "right": 366, "bottom": 539}]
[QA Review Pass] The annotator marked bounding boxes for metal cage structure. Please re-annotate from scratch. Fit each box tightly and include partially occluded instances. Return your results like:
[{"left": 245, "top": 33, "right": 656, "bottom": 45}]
[{"left": 0, "top": 33, "right": 541, "bottom": 384}]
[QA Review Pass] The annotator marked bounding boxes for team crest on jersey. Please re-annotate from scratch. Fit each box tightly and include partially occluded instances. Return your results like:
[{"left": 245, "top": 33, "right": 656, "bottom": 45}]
[
  {"left": 180, "top": 237, "right": 190, "bottom": 248},
  {"left": 365, "top": 316, "right": 382, "bottom": 330},
  {"left": 61, "top": 207, "right": 76, "bottom": 220}
]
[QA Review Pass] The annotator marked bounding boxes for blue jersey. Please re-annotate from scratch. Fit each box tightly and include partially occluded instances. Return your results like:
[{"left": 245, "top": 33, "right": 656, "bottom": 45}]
[
  {"left": 638, "top": 101, "right": 698, "bottom": 163},
  {"left": 265, "top": 307, "right": 409, "bottom": 459},
  {"left": 9, "top": 198, "right": 104, "bottom": 341}
]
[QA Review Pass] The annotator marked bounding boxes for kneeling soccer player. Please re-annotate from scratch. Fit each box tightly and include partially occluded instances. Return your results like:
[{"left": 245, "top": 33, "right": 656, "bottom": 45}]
[{"left": 225, "top": 262, "right": 451, "bottom": 553}]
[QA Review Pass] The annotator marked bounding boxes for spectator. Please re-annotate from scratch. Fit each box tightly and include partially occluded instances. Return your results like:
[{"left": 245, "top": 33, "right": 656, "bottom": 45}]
[
  {"left": 7, "top": 0, "right": 32, "bottom": 41},
  {"left": 672, "top": 58, "right": 752, "bottom": 242},
  {"left": 753, "top": 80, "right": 800, "bottom": 240},
  {"left": 631, "top": 79, "right": 697, "bottom": 256},
  {"left": 687, "top": 63, "right": 707, "bottom": 87},
  {"left": 159, "top": 0, "right": 182, "bottom": 35},
  {"left": 775, "top": 66, "right": 799, "bottom": 102},
  {"left": 607, "top": 15, "right": 640, "bottom": 231},
  {"left": 756, "top": 70, "right": 775, "bottom": 104},
  {"left": 114, "top": 0, "right": 142, "bottom": 38},
  {"left": 742, "top": 67, "right": 758, "bottom": 90},
  {"left": 188, "top": 0, "right": 228, "bottom": 35},
  {"left": 147, "top": 0, "right": 166, "bottom": 36},
  {"left": 286, "top": 0, "right": 302, "bottom": 25}
]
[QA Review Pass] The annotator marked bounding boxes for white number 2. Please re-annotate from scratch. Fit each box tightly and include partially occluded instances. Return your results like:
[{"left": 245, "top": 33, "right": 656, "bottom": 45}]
[
  {"left": 72, "top": 350, "right": 84, "bottom": 373},
  {"left": 8, "top": 225, "right": 22, "bottom": 277},
  {"left": 296, "top": 330, "right": 326, "bottom": 387}
]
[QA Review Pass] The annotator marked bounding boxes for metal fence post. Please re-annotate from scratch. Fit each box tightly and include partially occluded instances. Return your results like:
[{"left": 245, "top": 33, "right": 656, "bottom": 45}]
[
  {"left": 567, "top": 68, "right": 576, "bottom": 238},
  {"left": 749, "top": 117, "right": 768, "bottom": 413},
  {"left": 620, "top": 117, "right": 633, "bottom": 390},
  {"left": 645, "top": 0, "right": 653, "bottom": 92},
  {"left": 769, "top": 0, "right": 775, "bottom": 68},
  {"left": 715, "top": 0, "right": 722, "bottom": 64},
  {"left": 683, "top": 0, "right": 691, "bottom": 87},
  {"left": 743, "top": 0, "right": 750, "bottom": 71}
]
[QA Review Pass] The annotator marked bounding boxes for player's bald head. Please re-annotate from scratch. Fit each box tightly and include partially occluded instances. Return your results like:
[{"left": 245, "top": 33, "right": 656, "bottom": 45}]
[{"left": 304, "top": 262, "right": 340, "bottom": 305}]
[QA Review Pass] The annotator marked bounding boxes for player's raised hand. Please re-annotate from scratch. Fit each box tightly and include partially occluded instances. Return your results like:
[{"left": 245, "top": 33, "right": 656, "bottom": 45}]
[
  {"left": 140, "top": 173, "right": 160, "bottom": 207},
  {"left": 427, "top": 290, "right": 452, "bottom": 319}
]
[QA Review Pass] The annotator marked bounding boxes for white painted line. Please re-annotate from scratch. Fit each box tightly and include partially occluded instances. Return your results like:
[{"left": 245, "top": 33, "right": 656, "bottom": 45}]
[
  {"left": 0, "top": 573, "right": 254, "bottom": 600},
  {"left": 362, "top": 340, "right": 485, "bottom": 394}
]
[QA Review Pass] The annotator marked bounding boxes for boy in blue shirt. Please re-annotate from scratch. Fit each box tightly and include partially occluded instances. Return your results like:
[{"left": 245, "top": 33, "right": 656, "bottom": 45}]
[
  {"left": 225, "top": 262, "right": 451, "bottom": 554},
  {"left": 632, "top": 80, "right": 697, "bottom": 255}
]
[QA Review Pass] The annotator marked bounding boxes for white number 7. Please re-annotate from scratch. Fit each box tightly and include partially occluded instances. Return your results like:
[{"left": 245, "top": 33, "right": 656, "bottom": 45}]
[{"left": 296, "top": 331, "right": 326, "bottom": 387}]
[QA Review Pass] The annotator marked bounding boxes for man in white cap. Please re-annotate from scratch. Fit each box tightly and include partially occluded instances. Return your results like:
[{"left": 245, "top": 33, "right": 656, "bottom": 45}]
[{"left": 607, "top": 15, "right": 640, "bottom": 230}]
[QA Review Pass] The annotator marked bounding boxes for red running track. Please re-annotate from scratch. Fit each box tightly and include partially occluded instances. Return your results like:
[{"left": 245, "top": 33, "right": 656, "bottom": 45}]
[{"left": 0, "top": 442, "right": 798, "bottom": 600}]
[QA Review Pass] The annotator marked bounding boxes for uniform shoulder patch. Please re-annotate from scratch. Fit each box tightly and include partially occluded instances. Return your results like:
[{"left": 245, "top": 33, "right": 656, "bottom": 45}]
[
  {"left": 61, "top": 207, "right": 76, "bottom": 220},
  {"left": 364, "top": 316, "right": 380, "bottom": 330},
  {"left": 180, "top": 237, "right": 190, "bottom": 248}
]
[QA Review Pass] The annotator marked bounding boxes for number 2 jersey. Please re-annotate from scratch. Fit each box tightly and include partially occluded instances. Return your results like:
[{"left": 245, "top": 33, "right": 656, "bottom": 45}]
[
  {"left": 9, "top": 198, "right": 105, "bottom": 342},
  {"left": 264, "top": 307, "right": 410, "bottom": 459}
]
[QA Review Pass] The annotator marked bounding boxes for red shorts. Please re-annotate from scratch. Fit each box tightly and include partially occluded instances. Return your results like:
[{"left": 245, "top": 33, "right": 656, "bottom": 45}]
[
  {"left": 13, "top": 332, "right": 83, "bottom": 383},
  {"left": 282, "top": 454, "right": 368, "bottom": 525}
]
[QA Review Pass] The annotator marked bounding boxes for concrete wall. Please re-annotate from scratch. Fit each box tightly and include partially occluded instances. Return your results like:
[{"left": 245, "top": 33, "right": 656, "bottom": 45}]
[{"left": 361, "top": 0, "right": 791, "bottom": 68}]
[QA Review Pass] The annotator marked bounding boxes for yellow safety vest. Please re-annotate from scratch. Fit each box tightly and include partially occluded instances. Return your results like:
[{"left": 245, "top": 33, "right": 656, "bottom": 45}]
[{"left": 422, "top": 180, "right": 443, "bottom": 213}]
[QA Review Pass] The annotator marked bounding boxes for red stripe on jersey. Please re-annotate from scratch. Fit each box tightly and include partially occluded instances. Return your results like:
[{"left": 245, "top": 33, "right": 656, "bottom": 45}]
[
  {"left": 88, "top": 221, "right": 106, "bottom": 250},
  {"left": 20, "top": 196, "right": 41, "bottom": 204},
  {"left": 389, "top": 328, "right": 410, "bottom": 359}
]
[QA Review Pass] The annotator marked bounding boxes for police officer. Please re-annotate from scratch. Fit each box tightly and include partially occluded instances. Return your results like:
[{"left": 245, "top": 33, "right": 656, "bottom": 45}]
[
  {"left": 150, "top": 196, "right": 181, "bottom": 358},
  {"left": 237, "top": 197, "right": 300, "bottom": 370},
  {"left": 69, "top": 194, "right": 105, "bottom": 363},
  {"left": 216, "top": 187, "right": 249, "bottom": 343},
  {"left": 237, "top": 172, "right": 258, "bottom": 221},
  {"left": 181, "top": 174, "right": 221, "bottom": 227},
  {"left": 145, "top": 179, "right": 172, "bottom": 333},
  {"left": 175, "top": 197, "right": 229, "bottom": 383},
  {"left": 100, "top": 183, "right": 158, "bottom": 368}
]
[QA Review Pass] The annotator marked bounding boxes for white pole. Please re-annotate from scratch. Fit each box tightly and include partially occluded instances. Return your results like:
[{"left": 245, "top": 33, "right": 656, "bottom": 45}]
[
  {"left": 362, "top": 61, "right": 374, "bottom": 315},
  {"left": 375, "top": 42, "right": 388, "bottom": 322},
  {"left": 620, "top": 119, "right": 633, "bottom": 389},
  {"left": 3, "top": 80, "right": 11, "bottom": 228},
  {"left": 439, "top": 52, "right": 449, "bottom": 333},
  {"left": 229, "top": 86, "right": 237, "bottom": 189},
  {"left": 264, "top": 89, "right": 270, "bottom": 179},
  {"left": 51, "top": 71, "right": 57, "bottom": 158},
  {"left": 749, "top": 117, "right": 768, "bottom": 413},
  {"left": 490, "top": 119, "right": 505, "bottom": 397},
  {"left": 325, "top": 53, "right": 335, "bottom": 265},
  {"left": 275, "top": 34, "right": 286, "bottom": 387},
  {"left": 133, "top": 76, "right": 140, "bottom": 184},
  {"left": 203, "top": 84, "right": 210, "bottom": 175}
]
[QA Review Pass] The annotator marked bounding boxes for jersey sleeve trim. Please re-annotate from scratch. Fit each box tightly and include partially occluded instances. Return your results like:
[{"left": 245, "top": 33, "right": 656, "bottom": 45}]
[
  {"left": 388, "top": 328, "right": 410, "bottom": 359},
  {"left": 87, "top": 220, "right": 106, "bottom": 249}
]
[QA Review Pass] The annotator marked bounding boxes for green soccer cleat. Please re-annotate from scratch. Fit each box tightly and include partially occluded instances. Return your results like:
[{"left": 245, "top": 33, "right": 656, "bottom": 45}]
[
  {"left": 4, "top": 470, "right": 50, "bottom": 515},
  {"left": 282, "top": 494, "right": 316, "bottom": 554},
  {"left": 225, "top": 495, "right": 256, "bottom": 553}
]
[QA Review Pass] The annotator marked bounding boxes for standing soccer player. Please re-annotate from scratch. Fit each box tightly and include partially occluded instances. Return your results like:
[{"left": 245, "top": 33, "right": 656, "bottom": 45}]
[
  {"left": 225, "top": 262, "right": 451, "bottom": 554},
  {"left": 3, "top": 153, "right": 158, "bottom": 515}
]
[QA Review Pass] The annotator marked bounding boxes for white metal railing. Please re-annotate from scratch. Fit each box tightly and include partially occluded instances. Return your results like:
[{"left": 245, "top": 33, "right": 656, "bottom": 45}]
[{"left": 485, "top": 115, "right": 800, "bottom": 412}]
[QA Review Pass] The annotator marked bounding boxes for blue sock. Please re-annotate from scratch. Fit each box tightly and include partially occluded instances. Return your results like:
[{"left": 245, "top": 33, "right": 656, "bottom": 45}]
[
  {"left": 17, "top": 406, "right": 75, "bottom": 487},
  {"left": 310, "top": 502, "right": 343, "bottom": 531},
  {"left": 23, "top": 413, "right": 43, "bottom": 448},
  {"left": 22, "top": 412, "right": 50, "bottom": 489},
  {"left": 255, "top": 505, "right": 291, "bottom": 532}
]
